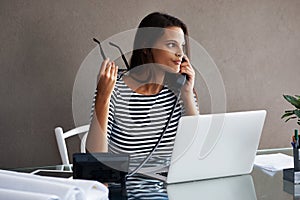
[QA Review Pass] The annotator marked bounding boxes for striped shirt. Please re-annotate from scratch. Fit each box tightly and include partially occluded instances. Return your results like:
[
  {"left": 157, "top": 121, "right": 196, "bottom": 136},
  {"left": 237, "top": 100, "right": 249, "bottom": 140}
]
[
  {"left": 106, "top": 77, "right": 183, "bottom": 199},
  {"left": 107, "top": 78, "right": 183, "bottom": 161}
]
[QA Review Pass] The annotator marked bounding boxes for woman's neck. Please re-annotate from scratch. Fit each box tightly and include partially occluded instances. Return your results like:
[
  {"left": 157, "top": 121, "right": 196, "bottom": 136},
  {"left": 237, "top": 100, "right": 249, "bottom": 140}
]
[
  {"left": 124, "top": 67, "right": 165, "bottom": 95},
  {"left": 135, "top": 83, "right": 163, "bottom": 95}
]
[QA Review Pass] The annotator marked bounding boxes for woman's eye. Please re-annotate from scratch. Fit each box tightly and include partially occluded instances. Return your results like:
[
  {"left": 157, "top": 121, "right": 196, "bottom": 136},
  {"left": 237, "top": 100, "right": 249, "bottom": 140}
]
[{"left": 166, "top": 43, "right": 176, "bottom": 48}]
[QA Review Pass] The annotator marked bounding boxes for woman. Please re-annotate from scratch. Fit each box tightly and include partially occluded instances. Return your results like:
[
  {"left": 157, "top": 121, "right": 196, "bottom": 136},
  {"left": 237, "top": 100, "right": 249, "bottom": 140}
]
[{"left": 87, "top": 12, "right": 199, "bottom": 199}]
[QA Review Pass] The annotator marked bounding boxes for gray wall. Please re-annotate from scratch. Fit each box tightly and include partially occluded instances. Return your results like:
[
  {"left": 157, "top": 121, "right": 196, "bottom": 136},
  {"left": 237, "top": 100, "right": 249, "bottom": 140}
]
[{"left": 1, "top": 0, "right": 299, "bottom": 169}]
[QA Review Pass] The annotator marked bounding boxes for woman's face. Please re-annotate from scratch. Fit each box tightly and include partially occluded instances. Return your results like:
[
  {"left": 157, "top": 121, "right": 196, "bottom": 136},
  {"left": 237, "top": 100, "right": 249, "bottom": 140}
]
[{"left": 151, "top": 26, "right": 185, "bottom": 73}]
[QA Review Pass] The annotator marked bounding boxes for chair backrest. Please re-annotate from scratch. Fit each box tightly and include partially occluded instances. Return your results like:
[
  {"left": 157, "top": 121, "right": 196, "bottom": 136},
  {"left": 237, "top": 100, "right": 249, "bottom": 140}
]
[{"left": 54, "top": 124, "right": 90, "bottom": 165}]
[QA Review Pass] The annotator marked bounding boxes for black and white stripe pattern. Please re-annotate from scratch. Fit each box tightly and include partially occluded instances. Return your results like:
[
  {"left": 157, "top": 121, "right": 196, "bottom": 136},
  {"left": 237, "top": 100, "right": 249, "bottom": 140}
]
[
  {"left": 107, "top": 79, "right": 182, "bottom": 164},
  {"left": 125, "top": 176, "right": 168, "bottom": 200},
  {"left": 106, "top": 78, "right": 183, "bottom": 199}
]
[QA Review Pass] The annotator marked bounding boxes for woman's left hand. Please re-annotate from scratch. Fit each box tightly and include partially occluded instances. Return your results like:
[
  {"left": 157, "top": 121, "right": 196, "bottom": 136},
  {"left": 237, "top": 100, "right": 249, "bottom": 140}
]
[
  {"left": 179, "top": 55, "right": 199, "bottom": 115},
  {"left": 179, "top": 55, "right": 195, "bottom": 95}
]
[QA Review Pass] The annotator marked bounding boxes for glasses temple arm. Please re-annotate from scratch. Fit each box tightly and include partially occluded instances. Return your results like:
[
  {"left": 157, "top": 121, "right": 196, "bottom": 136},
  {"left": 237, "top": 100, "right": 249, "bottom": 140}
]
[{"left": 109, "top": 42, "right": 130, "bottom": 69}]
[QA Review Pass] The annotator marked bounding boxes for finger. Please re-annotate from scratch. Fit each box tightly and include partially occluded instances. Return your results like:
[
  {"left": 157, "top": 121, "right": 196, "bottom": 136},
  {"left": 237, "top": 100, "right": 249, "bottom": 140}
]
[
  {"left": 109, "top": 62, "right": 116, "bottom": 78},
  {"left": 180, "top": 68, "right": 190, "bottom": 76},
  {"left": 181, "top": 65, "right": 194, "bottom": 78},
  {"left": 100, "top": 58, "right": 110, "bottom": 74},
  {"left": 181, "top": 62, "right": 194, "bottom": 75},
  {"left": 105, "top": 62, "right": 112, "bottom": 75},
  {"left": 112, "top": 65, "right": 119, "bottom": 79},
  {"left": 180, "top": 64, "right": 189, "bottom": 73}
]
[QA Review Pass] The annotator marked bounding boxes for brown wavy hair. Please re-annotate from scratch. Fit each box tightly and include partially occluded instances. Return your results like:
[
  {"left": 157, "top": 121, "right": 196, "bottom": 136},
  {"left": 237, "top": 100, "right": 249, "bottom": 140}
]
[{"left": 130, "top": 12, "right": 190, "bottom": 69}]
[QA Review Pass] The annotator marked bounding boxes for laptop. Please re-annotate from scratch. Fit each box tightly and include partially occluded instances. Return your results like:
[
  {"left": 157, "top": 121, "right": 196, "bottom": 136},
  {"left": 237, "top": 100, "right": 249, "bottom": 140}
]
[{"left": 138, "top": 110, "right": 267, "bottom": 184}]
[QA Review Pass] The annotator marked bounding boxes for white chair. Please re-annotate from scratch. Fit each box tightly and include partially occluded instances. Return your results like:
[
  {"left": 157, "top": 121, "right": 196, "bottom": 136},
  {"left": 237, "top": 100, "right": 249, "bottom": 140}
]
[{"left": 54, "top": 125, "right": 90, "bottom": 165}]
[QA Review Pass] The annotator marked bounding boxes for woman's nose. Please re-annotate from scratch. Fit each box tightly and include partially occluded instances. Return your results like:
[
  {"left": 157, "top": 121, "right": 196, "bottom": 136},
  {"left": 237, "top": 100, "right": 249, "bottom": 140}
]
[{"left": 175, "top": 47, "right": 184, "bottom": 58}]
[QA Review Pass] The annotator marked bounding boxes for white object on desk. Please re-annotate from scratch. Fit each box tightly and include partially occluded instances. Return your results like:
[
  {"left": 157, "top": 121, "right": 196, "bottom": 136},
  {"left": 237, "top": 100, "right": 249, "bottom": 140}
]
[
  {"left": 254, "top": 153, "right": 293, "bottom": 172},
  {"left": 0, "top": 169, "right": 108, "bottom": 200},
  {"left": 0, "top": 188, "right": 59, "bottom": 200}
]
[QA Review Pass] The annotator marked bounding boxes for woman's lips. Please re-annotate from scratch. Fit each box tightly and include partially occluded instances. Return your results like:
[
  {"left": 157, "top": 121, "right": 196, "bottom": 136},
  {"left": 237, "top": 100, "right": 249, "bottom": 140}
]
[{"left": 173, "top": 60, "right": 182, "bottom": 65}]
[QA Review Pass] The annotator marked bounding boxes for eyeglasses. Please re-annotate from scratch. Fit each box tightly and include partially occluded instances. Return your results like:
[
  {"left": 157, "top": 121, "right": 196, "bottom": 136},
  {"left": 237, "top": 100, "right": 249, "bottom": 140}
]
[{"left": 93, "top": 38, "right": 129, "bottom": 70}]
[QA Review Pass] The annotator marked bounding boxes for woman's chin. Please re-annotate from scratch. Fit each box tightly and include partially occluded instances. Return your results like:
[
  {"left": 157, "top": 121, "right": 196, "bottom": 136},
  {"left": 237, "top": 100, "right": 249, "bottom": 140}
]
[
  {"left": 156, "top": 63, "right": 180, "bottom": 74},
  {"left": 165, "top": 65, "right": 180, "bottom": 73},
  {"left": 169, "top": 68, "right": 180, "bottom": 74}
]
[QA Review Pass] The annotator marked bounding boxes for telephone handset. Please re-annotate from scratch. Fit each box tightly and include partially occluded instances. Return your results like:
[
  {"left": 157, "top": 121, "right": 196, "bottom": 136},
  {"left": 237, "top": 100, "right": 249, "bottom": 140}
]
[
  {"left": 165, "top": 57, "right": 187, "bottom": 93},
  {"left": 165, "top": 73, "right": 186, "bottom": 93}
]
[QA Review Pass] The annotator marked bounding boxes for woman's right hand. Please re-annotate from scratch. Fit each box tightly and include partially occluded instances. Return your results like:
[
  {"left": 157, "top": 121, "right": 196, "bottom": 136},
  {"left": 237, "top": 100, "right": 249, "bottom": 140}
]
[
  {"left": 87, "top": 58, "right": 118, "bottom": 153},
  {"left": 96, "top": 58, "right": 118, "bottom": 99}
]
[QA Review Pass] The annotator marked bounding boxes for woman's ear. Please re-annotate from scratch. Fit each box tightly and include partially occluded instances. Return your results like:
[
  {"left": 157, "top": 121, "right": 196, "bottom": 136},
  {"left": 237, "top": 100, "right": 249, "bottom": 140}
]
[
  {"left": 141, "top": 48, "right": 154, "bottom": 63},
  {"left": 143, "top": 48, "right": 152, "bottom": 53},
  {"left": 146, "top": 48, "right": 154, "bottom": 61},
  {"left": 143, "top": 48, "right": 147, "bottom": 55}
]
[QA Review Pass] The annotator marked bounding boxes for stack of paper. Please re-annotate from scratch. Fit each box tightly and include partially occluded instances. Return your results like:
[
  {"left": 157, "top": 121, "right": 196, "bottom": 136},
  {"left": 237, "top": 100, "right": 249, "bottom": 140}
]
[
  {"left": 0, "top": 169, "right": 108, "bottom": 200},
  {"left": 254, "top": 153, "right": 293, "bottom": 172}
]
